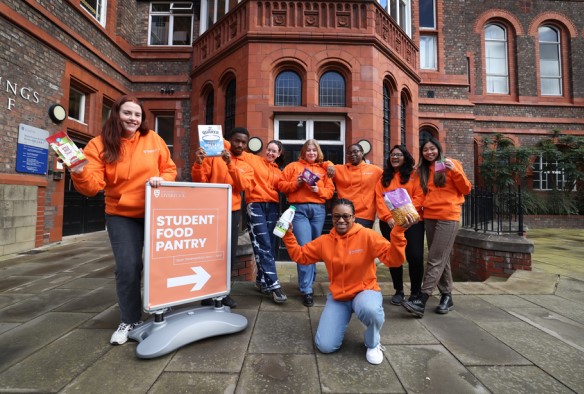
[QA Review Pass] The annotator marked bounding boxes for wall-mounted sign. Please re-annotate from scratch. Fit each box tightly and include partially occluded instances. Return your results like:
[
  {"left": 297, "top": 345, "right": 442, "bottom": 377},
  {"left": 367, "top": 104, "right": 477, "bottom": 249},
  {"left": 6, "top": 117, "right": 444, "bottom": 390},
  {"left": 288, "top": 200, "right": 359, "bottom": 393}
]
[{"left": 16, "top": 124, "right": 49, "bottom": 175}]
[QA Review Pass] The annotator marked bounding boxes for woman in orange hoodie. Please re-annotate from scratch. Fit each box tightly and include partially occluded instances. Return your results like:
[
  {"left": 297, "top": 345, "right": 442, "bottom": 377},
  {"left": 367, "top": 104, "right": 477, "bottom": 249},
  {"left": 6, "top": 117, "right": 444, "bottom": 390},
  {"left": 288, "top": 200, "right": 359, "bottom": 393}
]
[
  {"left": 375, "top": 145, "right": 424, "bottom": 306},
  {"left": 68, "top": 95, "right": 177, "bottom": 345},
  {"left": 278, "top": 139, "right": 335, "bottom": 307},
  {"left": 240, "top": 140, "right": 288, "bottom": 304},
  {"left": 402, "top": 137, "right": 471, "bottom": 318},
  {"left": 283, "top": 198, "right": 408, "bottom": 365}
]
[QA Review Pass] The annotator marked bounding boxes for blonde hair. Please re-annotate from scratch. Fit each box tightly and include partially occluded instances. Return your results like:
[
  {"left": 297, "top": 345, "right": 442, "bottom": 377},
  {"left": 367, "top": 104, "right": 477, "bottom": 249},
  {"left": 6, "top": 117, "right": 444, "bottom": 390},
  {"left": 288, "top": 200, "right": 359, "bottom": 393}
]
[{"left": 299, "top": 139, "right": 324, "bottom": 163}]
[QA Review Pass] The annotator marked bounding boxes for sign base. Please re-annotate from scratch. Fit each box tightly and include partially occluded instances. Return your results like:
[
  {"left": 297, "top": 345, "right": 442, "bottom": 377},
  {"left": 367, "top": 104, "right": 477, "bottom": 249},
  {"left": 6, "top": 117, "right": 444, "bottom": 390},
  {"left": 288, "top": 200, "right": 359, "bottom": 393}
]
[{"left": 129, "top": 305, "right": 248, "bottom": 359}]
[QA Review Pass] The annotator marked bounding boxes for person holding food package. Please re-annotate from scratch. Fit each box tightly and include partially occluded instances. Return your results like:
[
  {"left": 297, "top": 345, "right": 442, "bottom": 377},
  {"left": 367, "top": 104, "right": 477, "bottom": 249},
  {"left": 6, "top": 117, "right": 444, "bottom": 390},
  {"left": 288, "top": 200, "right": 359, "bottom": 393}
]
[
  {"left": 402, "top": 137, "right": 471, "bottom": 318},
  {"left": 278, "top": 139, "right": 335, "bottom": 307},
  {"left": 283, "top": 198, "right": 410, "bottom": 364},
  {"left": 375, "top": 145, "right": 424, "bottom": 306},
  {"left": 326, "top": 143, "right": 382, "bottom": 229},
  {"left": 67, "top": 95, "right": 177, "bottom": 345}
]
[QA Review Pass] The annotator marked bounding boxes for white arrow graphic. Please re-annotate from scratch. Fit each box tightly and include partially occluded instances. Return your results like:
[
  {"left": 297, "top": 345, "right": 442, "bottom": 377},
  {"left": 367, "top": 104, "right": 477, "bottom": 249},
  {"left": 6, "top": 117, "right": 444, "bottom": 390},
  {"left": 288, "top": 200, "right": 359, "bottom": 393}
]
[{"left": 167, "top": 267, "right": 211, "bottom": 291}]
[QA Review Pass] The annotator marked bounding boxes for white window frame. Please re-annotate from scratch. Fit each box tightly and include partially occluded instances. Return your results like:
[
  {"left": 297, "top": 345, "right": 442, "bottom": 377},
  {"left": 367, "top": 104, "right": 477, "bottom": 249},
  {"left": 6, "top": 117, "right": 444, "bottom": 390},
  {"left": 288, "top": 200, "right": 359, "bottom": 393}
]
[
  {"left": 155, "top": 114, "right": 175, "bottom": 154},
  {"left": 485, "top": 24, "right": 509, "bottom": 94},
  {"left": 199, "top": 0, "right": 243, "bottom": 34},
  {"left": 274, "top": 115, "right": 345, "bottom": 149},
  {"left": 68, "top": 87, "right": 86, "bottom": 124},
  {"left": 539, "top": 26, "right": 563, "bottom": 96},
  {"left": 533, "top": 156, "right": 573, "bottom": 191},
  {"left": 81, "top": 0, "right": 107, "bottom": 27},
  {"left": 148, "top": 2, "right": 194, "bottom": 46},
  {"left": 420, "top": 35, "right": 437, "bottom": 70},
  {"left": 377, "top": 0, "right": 411, "bottom": 37}
]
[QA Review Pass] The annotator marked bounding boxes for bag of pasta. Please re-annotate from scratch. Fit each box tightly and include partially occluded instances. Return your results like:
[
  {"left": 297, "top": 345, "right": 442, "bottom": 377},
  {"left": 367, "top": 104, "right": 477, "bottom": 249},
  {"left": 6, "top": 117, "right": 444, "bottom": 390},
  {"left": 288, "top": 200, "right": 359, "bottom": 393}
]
[{"left": 383, "top": 188, "right": 419, "bottom": 226}]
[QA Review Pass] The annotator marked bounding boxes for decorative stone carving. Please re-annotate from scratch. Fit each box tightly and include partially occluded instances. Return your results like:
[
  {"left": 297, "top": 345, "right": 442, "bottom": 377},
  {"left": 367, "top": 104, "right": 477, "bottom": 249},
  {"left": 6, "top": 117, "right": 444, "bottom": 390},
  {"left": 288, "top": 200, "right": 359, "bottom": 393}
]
[{"left": 273, "top": 11, "right": 286, "bottom": 26}]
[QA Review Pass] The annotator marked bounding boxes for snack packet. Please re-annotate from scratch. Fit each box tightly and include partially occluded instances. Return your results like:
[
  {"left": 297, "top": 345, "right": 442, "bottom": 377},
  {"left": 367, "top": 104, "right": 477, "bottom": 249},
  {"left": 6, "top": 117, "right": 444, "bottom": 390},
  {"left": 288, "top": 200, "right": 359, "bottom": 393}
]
[
  {"left": 46, "top": 131, "right": 87, "bottom": 170},
  {"left": 435, "top": 159, "right": 446, "bottom": 173},
  {"left": 300, "top": 168, "right": 320, "bottom": 186},
  {"left": 383, "top": 188, "right": 419, "bottom": 226}
]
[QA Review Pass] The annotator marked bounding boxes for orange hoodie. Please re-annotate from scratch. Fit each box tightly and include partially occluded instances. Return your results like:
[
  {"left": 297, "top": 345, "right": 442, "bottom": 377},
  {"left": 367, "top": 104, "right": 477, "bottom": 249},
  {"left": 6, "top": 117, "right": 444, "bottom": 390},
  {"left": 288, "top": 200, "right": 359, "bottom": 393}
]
[
  {"left": 191, "top": 154, "right": 255, "bottom": 211},
  {"left": 70, "top": 131, "right": 176, "bottom": 218},
  {"left": 333, "top": 162, "right": 383, "bottom": 221},
  {"left": 375, "top": 172, "right": 425, "bottom": 222},
  {"left": 422, "top": 158, "right": 472, "bottom": 221},
  {"left": 283, "top": 223, "right": 406, "bottom": 301},
  {"left": 239, "top": 151, "right": 281, "bottom": 203},
  {"left": 278, "top": 160, "right": 335, "bottom": 204}
]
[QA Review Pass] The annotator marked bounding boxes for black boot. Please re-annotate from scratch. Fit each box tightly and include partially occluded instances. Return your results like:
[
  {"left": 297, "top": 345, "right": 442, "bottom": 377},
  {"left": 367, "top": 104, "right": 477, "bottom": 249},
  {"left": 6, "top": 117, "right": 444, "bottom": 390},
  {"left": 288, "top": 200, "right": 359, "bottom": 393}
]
[
  {"left": 402, "top": 292, "right": 429, "bottom": 318},
  {"left": 436, "top": 293, "right": 453, "bottom": 314}
]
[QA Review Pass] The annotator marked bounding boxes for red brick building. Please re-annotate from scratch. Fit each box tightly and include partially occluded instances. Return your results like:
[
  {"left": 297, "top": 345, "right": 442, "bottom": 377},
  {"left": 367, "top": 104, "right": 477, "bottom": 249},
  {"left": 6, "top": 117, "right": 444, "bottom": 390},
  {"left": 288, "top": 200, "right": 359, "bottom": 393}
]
[{"left": 1, "top": 0, "right": 583, "bottom": 256}]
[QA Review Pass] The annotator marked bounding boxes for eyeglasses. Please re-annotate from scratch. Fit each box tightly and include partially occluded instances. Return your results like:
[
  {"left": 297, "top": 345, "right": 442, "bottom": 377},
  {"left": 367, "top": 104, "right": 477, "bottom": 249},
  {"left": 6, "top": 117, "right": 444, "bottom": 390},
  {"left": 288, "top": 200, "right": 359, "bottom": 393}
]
[
  {"left": 390, "top": 153, "right": 404, "bottom": 158},
  {"left": 346, "top": 150, "right": 362, "bottom": 156},
  {"left": 332, "top": 214, "right": 354, "bottom": 222}
]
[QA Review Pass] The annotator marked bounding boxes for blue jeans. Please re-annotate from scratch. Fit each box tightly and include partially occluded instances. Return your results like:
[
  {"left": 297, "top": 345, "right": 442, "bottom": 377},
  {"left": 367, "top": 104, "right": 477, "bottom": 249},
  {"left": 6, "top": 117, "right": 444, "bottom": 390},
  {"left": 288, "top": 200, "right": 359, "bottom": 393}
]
[
  {"left": 106, "top": 215, "right": 145, "bottom": 324},
  {"left": 246, "top": 202, "right": 281, "bottom": 291},
  {"left": 292, "top": 203, "right": 326, "bottom": 294},
  {"left": 315, "top": 290, "right": 385, "bottom": 353}
]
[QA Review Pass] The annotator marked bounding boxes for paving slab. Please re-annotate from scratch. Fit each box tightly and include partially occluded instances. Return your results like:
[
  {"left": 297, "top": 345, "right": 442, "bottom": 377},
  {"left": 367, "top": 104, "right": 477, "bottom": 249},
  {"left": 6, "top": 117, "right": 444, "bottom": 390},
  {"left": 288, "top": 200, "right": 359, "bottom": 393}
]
[
  {"left": 387, "top": 344, "right": 489, "bottom": 393},
  {"left": 56, "top": 277, "right": 114, "bottom": 289},
  {"left": 82, "top": 264, "right": 116, "bottom": 279},
  {"left": 383, "top": 306, "right": 439, "bottom": 345},
  {"left": 0, "top": 328, "right": 111, "bottom": 393},
  {"left": 478, "top": 321, "right": 584, "bottom": 393},
  {"left": 520, "top": 294, "right": 584, "bottom": 325},
  {"left": 487, "top": 270, "right": 560, "bottom": 295},
  {"left": 554, "top": 277, "right": 584, "bottom": 303},
  {"left": 249, "top": 310, "right": 314, "bottom": 354},
  {"left": 149, "top": 371, "right": 238, "bottom": 393},
  {"left": 54, "top": 286, "right": 118, "bottom": 313},
  {"left": 0, "top": 312, "right": 91, "bottom": 372},
  {"left": 450, "top": 295, "right": 523, "bottom": 323},
  {"left": 467, "top": 365, "right": 573, "bottom": 394},
  {"left": 60, "top": 342, "right": 171, "bottom": 393},
  {"left": 477, "top": 294, "right": 541, "bottom": 310},
  {"left": 452, "top": 281, "right": 506, "bottom": 295},
  {"left": 236, "top": 354, "right": 321, "bottom": 394},
  {"left": 164, "top": 308, "right": 256, "bottom": 373},
  {"left": 0, "top": 293, "right": 32, "bottom": 309},
  {"left": 420, "top": 312, "right": 530, "bottom": 366},
  {"left": 0, "top": 322, "right": 19, "bottom": 335},
  {"left": 316, "top": 340, "right": 405, "bottom": 393},
  {"left": 0, "top": 275, "right": 44, "bottom": 292},
  {"left": 0, "top": 288, "right": 86, "bottom": 322},
  {"left": 506, "top": 307, "right": 584, "bottom": 351},
  {"left": 8, "top": 273, "right": 82, "bottom": 293},
  {"left": 79, "top": 305, "right": 126, "bottom": 329}
]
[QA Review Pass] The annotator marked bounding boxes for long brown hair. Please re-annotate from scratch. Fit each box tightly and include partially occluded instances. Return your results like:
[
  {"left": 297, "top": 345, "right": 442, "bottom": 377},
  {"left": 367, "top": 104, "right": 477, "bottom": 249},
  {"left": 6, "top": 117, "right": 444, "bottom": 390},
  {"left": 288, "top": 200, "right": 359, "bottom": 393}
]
[
  {"left": 418, "top": 137, "right": 446, "bottom": 194},
  {"left": 101, "top": 95, "right": 149, "bottom": 163}
]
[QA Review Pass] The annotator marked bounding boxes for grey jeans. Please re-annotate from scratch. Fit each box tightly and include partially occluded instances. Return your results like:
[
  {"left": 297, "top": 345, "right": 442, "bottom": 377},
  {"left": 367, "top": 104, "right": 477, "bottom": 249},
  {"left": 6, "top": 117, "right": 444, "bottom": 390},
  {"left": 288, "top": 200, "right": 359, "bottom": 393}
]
[{"left": 421, "top": 219, "right": 459, "bottom": 295}]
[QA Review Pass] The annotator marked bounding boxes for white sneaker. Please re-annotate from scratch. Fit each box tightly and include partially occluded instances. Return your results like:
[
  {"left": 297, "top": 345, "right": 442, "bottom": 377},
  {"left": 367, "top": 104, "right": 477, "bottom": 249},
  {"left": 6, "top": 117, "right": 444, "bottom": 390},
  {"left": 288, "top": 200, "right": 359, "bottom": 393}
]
[
  {"left": 110, "top": 322, "right": 140, "bottom": 345},
  {"left": 366, "top": 344, "right": 386, "bottom": 365}
]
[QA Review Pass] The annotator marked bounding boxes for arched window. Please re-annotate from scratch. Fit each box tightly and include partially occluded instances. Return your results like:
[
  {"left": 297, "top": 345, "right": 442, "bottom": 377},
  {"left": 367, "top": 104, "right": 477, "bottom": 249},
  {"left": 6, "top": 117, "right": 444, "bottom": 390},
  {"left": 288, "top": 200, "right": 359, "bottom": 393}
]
[
  {"left": 484, "top": 24, "right": 509, "bottom": 94},
  {"left": 400, "top": 93, "right": 407, "bottom": 146},
  {"left": 319, "top": 71, "right": 346, "bottom": 107},
  {"left": 275, "top": 71, "right": 301, "bottom": 106},
  {"left": 224, "top": 79, "right": 236, "bottom": 135},
  {"left": 539, "top": 25, "right": 562, "bottom": 96},
  {"left": 383, "top": 85, "right": 391, "bottom": 163},
  {"left": 205, "top": 90, "right": 214, "bottom": 124}
]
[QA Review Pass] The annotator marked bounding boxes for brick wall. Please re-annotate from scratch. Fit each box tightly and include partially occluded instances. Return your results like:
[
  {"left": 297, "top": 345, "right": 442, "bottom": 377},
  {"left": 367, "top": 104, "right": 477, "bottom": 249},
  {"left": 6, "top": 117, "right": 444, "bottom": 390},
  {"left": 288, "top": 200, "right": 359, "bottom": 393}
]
[
  {"left": 451, "top": 229, "right": 534, "bottom": 281},
  {"left": 524, "top": 215, "right": 584, "bottom": 229}
]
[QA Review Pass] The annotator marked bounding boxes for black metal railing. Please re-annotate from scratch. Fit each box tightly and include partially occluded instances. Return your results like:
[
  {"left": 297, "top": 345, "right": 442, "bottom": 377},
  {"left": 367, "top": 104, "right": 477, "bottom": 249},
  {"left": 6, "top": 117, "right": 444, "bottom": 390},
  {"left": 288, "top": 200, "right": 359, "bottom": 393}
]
[{"left": 461, "top": 187, "right": 524, "bottom": 235}]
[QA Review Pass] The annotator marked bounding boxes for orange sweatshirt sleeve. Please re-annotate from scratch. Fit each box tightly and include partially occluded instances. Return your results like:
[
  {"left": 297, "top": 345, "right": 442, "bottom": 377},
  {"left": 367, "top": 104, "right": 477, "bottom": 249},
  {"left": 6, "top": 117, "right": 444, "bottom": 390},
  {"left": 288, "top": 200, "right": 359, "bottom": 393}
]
[
  {"left": 374, "top": 225, "right": 406, "bottom": 268},
  {"left": 449, "top": 159, "right": 472, "bottom": 195},
  {"left": 228, "top": 160, "right": 255, "bottom": 193},
  {"left": 283, "top": 231, "right": 324, "bottom": 265},
  {"left": 375, "top": 181, "right": 392, "bottom": 223},
  {"left": 69, "top": 138, "right": 106, "bottom": 197},
  {"left": 315, "top": 173, "right": 335, "bottom": 200},
  {"left": 278, "top": 162, "right": 302, "bottom": 194},
  {"left": 191, "top": 158, "right": 212, "bottom": 183}
]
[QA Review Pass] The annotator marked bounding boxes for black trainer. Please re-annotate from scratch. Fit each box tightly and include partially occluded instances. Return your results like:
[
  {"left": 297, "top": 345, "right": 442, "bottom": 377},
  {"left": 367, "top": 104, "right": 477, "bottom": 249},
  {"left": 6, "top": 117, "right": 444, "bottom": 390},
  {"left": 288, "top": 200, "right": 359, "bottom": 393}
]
[
  {"left": 436, "top": 293, "right": 453, "bottom": 314},
  {"left": 222, "top": 295, "right": 237, "bottom": 308},
  {"left": 402, "top": 292, "right": 429, "bottom": 318},
  {"left": 302, "top": 293, "right": 314, "bottom": 307},
  {"left": 272, "top": 288, "right": 288, "bottom": 304},
  {"left": 390, "top": 291, "right": 405, "bottom": 305}
]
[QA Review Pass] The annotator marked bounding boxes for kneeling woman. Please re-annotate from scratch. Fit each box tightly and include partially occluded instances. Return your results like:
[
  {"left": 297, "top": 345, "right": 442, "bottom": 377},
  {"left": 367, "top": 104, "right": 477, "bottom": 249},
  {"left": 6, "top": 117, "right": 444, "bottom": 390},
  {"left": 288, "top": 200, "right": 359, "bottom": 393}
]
[{"left": 282, "top": 198, "right": 411, "bottom": 365}]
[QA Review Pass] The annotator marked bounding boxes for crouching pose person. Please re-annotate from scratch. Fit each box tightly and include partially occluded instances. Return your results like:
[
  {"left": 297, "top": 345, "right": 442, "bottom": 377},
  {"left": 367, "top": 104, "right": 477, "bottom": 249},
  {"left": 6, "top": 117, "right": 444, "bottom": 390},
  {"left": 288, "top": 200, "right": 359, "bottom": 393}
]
[{"left": 282, "top": 198, "right": 412, "bottom": 365}]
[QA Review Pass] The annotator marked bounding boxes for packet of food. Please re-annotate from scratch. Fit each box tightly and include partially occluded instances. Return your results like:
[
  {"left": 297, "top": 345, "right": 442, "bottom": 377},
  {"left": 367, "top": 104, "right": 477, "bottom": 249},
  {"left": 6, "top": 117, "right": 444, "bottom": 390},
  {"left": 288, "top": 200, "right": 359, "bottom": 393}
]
[
  {"left": 46, "top": 131, "right": 87, "bottom": 170},
  {"left": 383, "top": 188, "right": 419, "bottom": 226},
  {"left": 435, "top": 159, "right": 446, "bottom": 173},
  {"left": 300, "top": 168, "right": 320, "bottom": 186}
]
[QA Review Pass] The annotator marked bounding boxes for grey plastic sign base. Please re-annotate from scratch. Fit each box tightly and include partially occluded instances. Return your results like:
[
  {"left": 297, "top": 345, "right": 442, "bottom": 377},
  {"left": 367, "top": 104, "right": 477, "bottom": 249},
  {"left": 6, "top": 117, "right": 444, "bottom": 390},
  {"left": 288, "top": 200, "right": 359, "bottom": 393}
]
[{"left": 128, "top": 305, "right": 248, "bottom": 359}]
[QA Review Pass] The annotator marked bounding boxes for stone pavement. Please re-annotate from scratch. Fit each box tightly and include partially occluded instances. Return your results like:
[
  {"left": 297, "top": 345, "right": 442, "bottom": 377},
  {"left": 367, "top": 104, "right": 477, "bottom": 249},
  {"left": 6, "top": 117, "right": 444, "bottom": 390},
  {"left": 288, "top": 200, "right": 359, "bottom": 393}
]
[{"left": 0, "top": 229, "right": 583, "bottom": 393}]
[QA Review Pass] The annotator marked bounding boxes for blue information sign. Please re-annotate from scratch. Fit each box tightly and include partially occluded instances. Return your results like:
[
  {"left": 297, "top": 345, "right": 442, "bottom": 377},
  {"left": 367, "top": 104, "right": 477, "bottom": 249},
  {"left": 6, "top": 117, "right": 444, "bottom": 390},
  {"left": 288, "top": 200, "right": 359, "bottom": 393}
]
[{"left": 16, "top": 124, "right": 49, "bottom": 175}]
